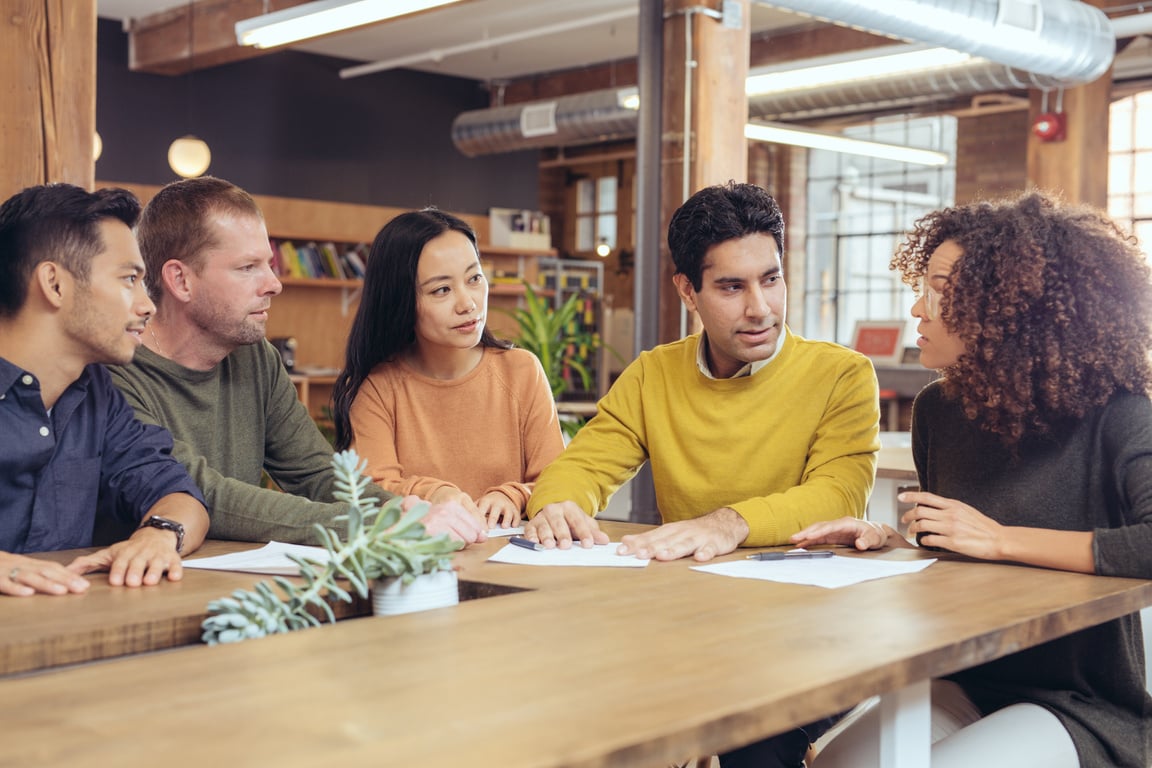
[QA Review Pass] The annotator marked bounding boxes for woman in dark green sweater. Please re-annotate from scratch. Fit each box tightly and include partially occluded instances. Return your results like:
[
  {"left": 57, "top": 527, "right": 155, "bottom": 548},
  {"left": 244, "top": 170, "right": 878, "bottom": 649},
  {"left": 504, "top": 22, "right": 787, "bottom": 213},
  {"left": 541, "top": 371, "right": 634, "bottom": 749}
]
[{"left": 795, "top": 191, "right": 1152, "bottom": 768}]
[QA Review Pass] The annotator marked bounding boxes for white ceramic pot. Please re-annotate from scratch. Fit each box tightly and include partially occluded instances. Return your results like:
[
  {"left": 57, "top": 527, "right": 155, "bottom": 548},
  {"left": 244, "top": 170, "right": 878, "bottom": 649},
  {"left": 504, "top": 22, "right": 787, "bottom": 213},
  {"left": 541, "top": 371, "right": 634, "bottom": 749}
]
[{"left": 371, "top": 570, "right": 459, "bottom": 616}]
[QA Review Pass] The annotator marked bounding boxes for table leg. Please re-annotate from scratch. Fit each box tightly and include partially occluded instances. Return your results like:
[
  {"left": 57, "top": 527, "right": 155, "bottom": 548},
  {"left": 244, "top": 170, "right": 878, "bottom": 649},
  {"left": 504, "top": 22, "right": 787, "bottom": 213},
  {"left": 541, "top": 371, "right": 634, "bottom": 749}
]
[{"left": 877, "top": 678, "right": 931, "bottom": 767}]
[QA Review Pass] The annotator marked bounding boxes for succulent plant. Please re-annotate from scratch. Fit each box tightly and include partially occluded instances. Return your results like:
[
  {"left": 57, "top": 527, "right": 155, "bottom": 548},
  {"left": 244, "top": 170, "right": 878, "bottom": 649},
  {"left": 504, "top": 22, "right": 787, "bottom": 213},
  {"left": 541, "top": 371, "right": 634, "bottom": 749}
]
[{"left": 201, "top": 450, "right": 462, "bottom": 645}]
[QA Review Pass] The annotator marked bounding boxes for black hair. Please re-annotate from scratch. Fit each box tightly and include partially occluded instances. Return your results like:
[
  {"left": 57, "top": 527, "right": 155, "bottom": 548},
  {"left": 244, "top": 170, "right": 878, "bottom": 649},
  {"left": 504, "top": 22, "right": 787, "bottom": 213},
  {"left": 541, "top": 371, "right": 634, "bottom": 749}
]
[
  {"left": 0, "top": 184, "right": 141, "bottom": 317},
  {"left": 666, "top": 181, "right": 785, "bottom": 290},
  {"left": 332, "top": 208, "right": 511, "bottom": 451}
]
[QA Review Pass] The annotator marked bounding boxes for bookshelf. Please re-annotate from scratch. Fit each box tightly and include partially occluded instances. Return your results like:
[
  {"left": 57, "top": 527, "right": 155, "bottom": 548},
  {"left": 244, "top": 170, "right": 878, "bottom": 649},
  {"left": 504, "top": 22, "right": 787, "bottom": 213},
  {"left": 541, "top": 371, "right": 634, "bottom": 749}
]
[{"left": 483, "top": 244, "right": 556, "bottom": 340}]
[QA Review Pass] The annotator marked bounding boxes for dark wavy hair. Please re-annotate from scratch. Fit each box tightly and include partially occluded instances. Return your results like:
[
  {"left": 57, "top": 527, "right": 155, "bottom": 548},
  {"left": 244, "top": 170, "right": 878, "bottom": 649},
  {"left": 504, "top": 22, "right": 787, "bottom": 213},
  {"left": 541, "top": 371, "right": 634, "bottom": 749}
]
[
  {"left": 332, "top": 208, "right": 511, "bottom": 451},
  {"left": 0, "top": 184, "right": 140, "bottom": 317},
  {"left": 667, "top": 181, "right": 785, "bottom": 290},
  {"left": 891, "top": 190, "right": 1152, "bottom": 447}
]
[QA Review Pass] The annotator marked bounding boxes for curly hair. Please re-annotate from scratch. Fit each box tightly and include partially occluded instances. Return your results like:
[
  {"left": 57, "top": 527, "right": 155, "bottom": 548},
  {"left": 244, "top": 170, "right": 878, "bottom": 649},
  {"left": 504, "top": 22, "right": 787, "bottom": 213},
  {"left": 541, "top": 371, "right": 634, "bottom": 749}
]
[{"left": 890, "top": 190, "right": 1152, "bottom": 447}]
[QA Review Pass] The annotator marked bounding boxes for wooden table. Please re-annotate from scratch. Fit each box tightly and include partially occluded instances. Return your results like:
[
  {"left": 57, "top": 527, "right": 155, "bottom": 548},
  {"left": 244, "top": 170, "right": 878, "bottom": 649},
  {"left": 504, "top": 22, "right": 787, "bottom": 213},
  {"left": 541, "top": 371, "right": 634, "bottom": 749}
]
[
  {"left": 2, "top": 524, "right": 1150, "bottom": 767},
  {"left": 0, "top": 541, "right": 366, "bottom": 677}
]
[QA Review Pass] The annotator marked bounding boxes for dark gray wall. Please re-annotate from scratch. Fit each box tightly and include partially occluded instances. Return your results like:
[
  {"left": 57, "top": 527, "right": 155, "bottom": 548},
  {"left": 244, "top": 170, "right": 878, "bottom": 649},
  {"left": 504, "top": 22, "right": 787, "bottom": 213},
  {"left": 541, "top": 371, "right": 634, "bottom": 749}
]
[{"left": 95, "top": 18, "right": 539, "bottom": 215}]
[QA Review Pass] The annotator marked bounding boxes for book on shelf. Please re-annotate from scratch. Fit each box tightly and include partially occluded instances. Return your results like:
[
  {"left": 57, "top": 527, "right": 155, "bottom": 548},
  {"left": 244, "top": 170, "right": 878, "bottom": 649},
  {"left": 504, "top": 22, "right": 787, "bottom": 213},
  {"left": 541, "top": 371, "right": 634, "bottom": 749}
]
[
  {"left": 274, "top": 240, "right": 306, "bottom": 278},
  {"left": 318, "top": 242, "right": 346, "bottom": 279},
  {"left": 340, "top": 243, "right": 368, "bottom": 279},
  {"left": 270, "top": 239, "right": 368, "bottom": 280}
]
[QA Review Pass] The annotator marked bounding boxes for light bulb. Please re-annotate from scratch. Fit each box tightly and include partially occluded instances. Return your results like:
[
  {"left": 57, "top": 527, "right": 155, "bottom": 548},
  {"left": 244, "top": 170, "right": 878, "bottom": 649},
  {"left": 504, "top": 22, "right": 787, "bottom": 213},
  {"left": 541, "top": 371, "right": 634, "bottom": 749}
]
[{"left": 168, "top": 136, "right": 212, "bottom": 178}]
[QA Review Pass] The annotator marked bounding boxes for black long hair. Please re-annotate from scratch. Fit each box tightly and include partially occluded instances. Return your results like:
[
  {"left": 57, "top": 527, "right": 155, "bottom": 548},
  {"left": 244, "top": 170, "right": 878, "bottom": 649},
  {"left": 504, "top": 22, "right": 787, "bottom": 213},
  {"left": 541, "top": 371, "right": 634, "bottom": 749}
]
[{"left": 332, "top": 207, "right": 510, "bottom": 451}]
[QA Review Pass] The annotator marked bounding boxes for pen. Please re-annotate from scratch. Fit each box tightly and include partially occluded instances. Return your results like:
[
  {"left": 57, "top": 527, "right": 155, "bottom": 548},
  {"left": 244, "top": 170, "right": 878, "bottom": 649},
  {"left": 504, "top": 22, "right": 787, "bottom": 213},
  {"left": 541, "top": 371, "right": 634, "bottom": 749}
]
[
  {"left": 745, "top": 550, "right": 834, "bottom": 561},
  {"left": 508, "top": 536, "right": 544, "bottom": 552}
]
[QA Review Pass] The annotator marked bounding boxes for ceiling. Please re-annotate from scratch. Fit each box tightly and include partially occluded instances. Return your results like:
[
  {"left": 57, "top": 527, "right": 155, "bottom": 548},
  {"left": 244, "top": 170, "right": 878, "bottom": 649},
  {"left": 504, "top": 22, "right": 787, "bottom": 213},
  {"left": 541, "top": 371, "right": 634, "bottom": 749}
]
[{"left": 97, "top": 0, "right": 816, "bottom": 81}]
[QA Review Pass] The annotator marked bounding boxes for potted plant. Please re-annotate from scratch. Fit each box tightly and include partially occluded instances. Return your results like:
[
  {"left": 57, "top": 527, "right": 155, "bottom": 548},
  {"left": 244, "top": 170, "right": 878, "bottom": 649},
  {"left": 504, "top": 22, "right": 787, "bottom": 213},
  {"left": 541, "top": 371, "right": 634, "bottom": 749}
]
[{"left": 200, "top": 450, "right": 462, "bottom": 645}]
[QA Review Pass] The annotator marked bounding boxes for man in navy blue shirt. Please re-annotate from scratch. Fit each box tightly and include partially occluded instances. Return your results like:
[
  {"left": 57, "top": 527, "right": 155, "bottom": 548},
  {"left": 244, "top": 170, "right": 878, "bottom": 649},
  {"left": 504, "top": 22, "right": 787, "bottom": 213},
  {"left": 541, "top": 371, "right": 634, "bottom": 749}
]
[{"left": 0, "top": 183, "right": 209, "bottom": 597}]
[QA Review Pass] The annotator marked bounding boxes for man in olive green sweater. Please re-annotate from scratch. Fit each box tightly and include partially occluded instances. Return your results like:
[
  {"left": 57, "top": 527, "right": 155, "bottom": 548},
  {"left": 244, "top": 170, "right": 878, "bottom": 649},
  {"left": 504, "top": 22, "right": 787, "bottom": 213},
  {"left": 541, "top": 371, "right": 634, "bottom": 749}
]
[{"left": 107, "top": 177, "right": 486, "bottom": 546}]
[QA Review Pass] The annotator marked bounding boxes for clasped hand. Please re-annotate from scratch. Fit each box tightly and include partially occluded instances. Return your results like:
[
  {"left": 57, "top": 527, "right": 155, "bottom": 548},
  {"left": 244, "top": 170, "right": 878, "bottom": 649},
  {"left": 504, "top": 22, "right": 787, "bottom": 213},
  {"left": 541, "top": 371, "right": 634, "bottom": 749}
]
[
  {"left": 790, "top": 491, "right": 1003, "bottom": 560},
  {"left": 898, "top": 490, "right": 1003, "bottom": 559}
]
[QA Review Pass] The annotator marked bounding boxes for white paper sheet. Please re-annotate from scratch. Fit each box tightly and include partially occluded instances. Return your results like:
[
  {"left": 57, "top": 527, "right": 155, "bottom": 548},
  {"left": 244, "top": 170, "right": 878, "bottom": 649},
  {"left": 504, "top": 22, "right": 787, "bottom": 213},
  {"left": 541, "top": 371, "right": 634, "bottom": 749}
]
[
  {"left": 487, "top": 541, "right": 650, "bottom": 568},
  {"left": 183, "top": 541, "right": 331, "bottom": 576},
  {"left": 692, "top": 554, "right": 935, "bottom": 588}
]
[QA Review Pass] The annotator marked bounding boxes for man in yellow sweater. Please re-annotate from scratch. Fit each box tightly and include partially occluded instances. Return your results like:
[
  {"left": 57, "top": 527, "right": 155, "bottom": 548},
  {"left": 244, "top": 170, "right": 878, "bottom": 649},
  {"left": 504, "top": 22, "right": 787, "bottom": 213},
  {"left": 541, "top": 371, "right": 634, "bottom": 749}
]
[
  {"left": 525, "top": 181, "right": 880, "bottom": 563},
  {"left": 527, "top": 181, "right": 879, "bottom": 768}
]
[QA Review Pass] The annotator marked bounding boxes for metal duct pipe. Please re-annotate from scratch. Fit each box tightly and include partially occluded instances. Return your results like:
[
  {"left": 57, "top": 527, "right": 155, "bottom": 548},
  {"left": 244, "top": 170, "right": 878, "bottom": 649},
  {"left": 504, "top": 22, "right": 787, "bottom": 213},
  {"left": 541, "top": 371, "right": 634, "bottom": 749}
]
[
  {"left": 760, "top": 0, "right": 1114, "bottom": 84},
  {"left": 452, "top": 89, "right": 638, "bottom": 157},
  {"left": 450, "top": 0, "right": 1118, "bottom": 156},
  {"left": 1111, "top": 12, "right": 1152, "bottom": 39},
  {"left": 450, "top": 54, "right": 1054, "bottom": 156},
  {"left": 749, "top": 56, "right": 1063, "bottom": 122}
]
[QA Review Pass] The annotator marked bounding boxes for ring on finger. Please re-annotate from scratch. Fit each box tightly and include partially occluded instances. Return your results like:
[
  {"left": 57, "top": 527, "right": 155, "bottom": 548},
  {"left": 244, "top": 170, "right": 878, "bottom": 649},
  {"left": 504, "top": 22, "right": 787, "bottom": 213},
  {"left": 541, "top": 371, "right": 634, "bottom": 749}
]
[{"left": 8, "top": 567, "right": 19, "bottom": 581}]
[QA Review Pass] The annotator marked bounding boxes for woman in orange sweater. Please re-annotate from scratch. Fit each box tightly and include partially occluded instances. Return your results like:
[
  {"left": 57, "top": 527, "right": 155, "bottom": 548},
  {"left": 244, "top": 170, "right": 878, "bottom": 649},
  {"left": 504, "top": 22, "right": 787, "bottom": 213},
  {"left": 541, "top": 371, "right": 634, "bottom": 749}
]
[{"left": 332, "top": 209, "right": 564, "bottom": 529}]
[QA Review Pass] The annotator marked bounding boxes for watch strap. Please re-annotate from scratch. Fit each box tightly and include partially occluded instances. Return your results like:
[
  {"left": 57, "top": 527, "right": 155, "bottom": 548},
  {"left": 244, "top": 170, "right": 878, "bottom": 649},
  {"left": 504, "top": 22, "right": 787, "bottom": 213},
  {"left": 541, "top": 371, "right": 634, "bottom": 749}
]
[{"left": 138, "top": 515, "right": 186, "bottom": 554}]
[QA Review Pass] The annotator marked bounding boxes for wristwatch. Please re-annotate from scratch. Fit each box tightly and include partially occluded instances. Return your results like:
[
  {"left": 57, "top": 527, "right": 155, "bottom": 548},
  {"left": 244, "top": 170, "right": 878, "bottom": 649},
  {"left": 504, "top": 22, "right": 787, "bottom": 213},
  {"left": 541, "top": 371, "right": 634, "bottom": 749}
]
[{"left": 138, "top": 515, "right": 186, "bottom": 554}]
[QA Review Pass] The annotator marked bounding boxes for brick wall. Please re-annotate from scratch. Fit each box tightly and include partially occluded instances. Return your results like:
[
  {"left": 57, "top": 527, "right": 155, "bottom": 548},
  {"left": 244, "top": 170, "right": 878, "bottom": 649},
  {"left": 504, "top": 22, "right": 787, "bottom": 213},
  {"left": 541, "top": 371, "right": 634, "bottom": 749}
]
[{"left": 955, "top": 110, "right": 1030, "bottom": 204}]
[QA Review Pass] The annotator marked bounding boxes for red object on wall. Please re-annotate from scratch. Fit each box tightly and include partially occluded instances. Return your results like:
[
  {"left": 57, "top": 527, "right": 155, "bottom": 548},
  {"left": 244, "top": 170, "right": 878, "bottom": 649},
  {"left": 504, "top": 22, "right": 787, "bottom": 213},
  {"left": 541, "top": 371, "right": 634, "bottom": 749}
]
[{"left": 1032, "top": 112, "right": 1067, "bottom": 142}]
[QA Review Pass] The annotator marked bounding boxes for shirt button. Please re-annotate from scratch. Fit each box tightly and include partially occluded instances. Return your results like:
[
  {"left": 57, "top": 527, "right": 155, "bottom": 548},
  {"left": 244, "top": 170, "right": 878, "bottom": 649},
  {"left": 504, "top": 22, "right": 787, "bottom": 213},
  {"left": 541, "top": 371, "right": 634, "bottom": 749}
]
[
  {"left": 39, "top": 426, "right": 49, "bottom": 437},
  {"left": 21, "top": 375, "right": 33, "bottom": 386}
]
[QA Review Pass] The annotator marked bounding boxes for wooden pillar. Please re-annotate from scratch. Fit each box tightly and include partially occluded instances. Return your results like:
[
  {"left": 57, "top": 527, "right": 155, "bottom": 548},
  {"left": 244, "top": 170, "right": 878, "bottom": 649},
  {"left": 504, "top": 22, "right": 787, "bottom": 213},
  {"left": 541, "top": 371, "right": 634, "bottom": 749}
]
[
  {"left": 658, "top": 0, "right": 750, "bottom": 344},
  {"left": 1025, "top": 73, "right": 1112, "bottom": 208},
  {"left": 0, "top": 0, "right": 96, "bottom": 201},
  {"left": 1025, "top": 0, "right": 1111, "bottom": 208}
]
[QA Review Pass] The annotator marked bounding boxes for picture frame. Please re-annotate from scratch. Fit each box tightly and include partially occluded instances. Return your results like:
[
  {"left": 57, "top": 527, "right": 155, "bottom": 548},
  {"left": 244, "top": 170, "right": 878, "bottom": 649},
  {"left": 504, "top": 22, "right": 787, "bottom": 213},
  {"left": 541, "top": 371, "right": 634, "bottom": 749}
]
[{"left": 851, "top": 320, "right": 908, "bottom": 366}]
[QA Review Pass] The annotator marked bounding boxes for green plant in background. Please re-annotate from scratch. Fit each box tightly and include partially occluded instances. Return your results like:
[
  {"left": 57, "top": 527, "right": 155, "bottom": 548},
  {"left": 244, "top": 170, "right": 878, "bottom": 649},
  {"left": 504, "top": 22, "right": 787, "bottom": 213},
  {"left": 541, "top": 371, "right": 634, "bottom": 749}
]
[
  {"left": 501, "top": 282, "right": 606, "bottom": 439},
  {"left": 200, "top": 450, "right": 462, "bottom": 645},
  {"left": 504, "top": 282, "right": 597, "bottom": 399}
]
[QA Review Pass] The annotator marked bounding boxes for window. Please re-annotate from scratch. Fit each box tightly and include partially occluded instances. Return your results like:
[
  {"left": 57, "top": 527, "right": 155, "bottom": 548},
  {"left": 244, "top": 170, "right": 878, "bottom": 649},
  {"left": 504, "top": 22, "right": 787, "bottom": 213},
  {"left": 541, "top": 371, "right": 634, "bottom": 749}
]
[
  {"left": 802, "top": 116, "right": 957, "bottom": 348},
  {"left": 575, "top": 175, "right": 619, "bottom": 254},
  {"left": 1108, "top": 89, "right": 1152, "bottom": 252}
]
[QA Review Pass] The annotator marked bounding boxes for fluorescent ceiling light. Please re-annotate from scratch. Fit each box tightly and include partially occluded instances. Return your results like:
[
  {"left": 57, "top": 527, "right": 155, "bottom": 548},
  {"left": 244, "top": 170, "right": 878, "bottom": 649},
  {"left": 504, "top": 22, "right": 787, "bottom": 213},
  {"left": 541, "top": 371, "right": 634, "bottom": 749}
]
[
  {"left": 745, "top": 122, "right": 949, "bottom": 166},
  {"left": 745, "top": 45, "right": 973, "bottom": 97},
  {"left": 236, "top": 0, "right": 465, "bottom": 49},
  {"left": 617, "top": 85, "right": 947, "bottom": 166}
]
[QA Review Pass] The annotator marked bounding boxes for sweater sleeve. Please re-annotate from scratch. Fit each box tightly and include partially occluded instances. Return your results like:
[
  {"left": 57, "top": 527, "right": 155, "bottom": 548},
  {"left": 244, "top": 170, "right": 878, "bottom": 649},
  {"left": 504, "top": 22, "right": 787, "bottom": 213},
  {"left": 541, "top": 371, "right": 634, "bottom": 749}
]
[
  {"left": 109, "top": 354, "right": 359, "bottom": 544},
  {"left": 527, "top": 356, "right": 649, "bottom": 517},
  {"left": 1093, "top": 394, "right": 1152, "bottom": 579},
  {"left": 728, "top": 353, "right": 880, "bottom": 546},
  {"left": 483, "top": 351, "right": 566, "bottom": 511}
]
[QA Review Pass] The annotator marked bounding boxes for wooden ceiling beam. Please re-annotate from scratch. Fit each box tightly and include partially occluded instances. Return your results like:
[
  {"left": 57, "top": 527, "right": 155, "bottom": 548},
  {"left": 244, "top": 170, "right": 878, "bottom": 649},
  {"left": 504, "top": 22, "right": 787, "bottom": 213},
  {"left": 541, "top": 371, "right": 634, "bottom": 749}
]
[{"left": 127, "top": 0, "right": 313, "bottom": 75}]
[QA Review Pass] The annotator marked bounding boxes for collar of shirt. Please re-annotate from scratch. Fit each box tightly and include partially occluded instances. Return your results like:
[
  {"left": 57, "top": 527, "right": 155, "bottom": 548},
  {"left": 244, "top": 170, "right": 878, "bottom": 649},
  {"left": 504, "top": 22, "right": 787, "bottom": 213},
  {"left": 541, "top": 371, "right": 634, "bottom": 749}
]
[
  {"left": 694, "top": 328, "right": 787, "bottom": 380},
  {"left": 0, "top": 355, "right": 26, "bottom": 400}
]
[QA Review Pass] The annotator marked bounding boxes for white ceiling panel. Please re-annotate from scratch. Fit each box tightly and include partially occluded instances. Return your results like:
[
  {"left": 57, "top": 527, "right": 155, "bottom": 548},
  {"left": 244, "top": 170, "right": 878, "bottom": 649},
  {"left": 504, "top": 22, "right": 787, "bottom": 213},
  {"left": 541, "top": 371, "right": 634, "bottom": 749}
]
[{"left": 97, "top": 0, "right": 811, "bottom": 82}]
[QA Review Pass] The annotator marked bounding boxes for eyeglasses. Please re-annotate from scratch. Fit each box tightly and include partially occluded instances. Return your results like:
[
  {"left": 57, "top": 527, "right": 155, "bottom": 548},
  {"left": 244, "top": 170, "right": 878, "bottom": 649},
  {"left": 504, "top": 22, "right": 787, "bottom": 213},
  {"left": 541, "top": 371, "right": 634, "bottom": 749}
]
[{"left": 914, "top": 277, "right": 942, "bottom": 320}]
